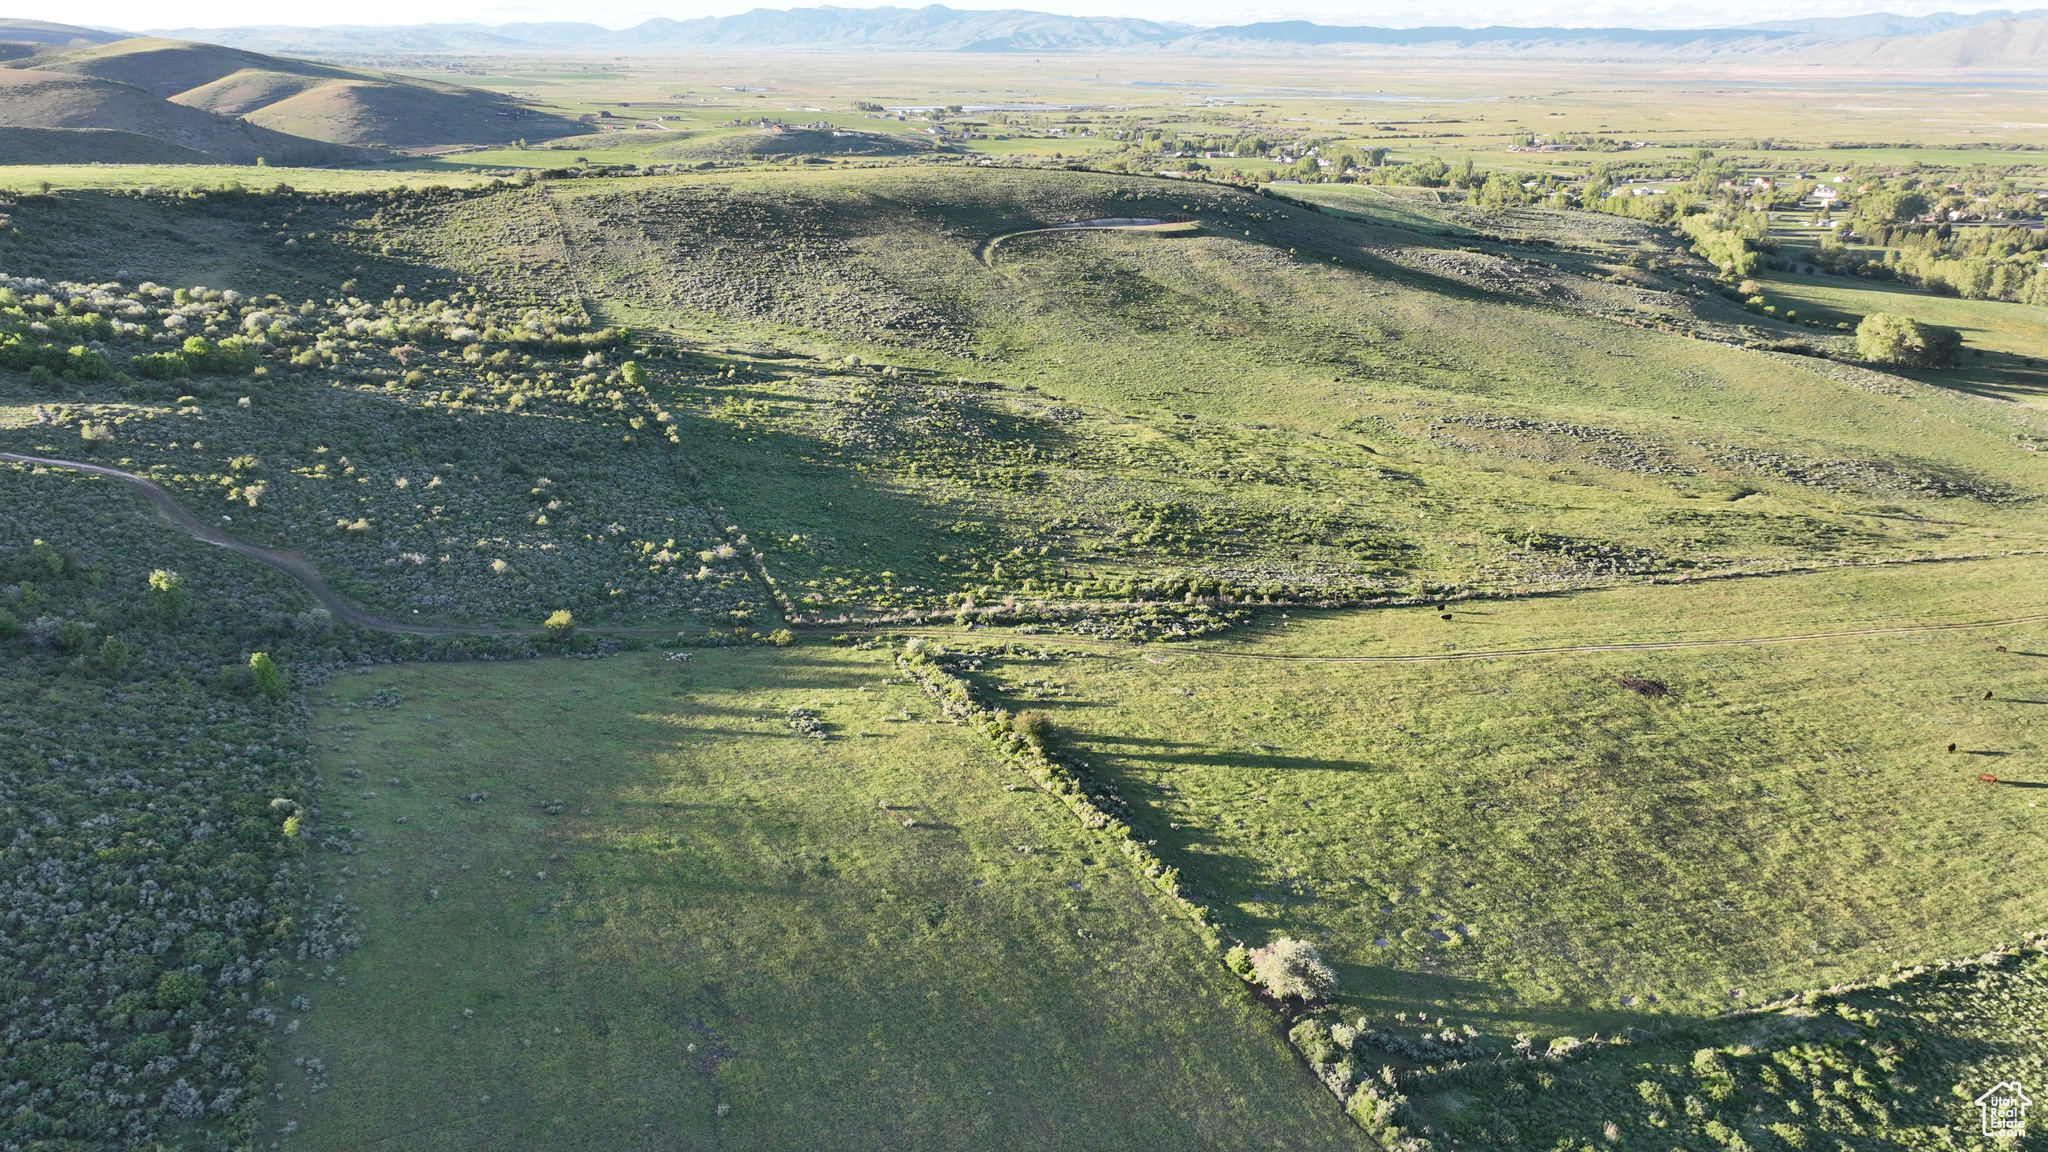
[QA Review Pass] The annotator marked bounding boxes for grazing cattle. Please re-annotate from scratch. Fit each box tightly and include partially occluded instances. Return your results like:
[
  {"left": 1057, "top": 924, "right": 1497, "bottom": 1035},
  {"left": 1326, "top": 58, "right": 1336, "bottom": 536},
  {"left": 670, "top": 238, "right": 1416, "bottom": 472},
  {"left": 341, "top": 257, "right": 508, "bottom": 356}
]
[
  {"left": 1948, "top": 743, "right": 1958, "bottom": 753},
  {"left": 1985, "top": 690, "right": 1994, "bottom": 700},
  {"left": 1996, "top": 645, "right": 2008, "bottom": 653},
  {"left": 1980, "top": 773, "right": 1999, "bottom": 784},
  {"left": 1440, "top": 613, "right": 1453, "bottom": 621}
]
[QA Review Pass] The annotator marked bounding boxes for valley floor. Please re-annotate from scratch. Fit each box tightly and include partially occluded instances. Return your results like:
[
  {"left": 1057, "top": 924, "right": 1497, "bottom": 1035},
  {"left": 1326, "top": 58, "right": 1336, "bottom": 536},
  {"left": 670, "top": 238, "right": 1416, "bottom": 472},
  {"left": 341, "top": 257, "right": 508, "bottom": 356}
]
[
  {"left": 267, "top": 649, "right": 1363, "bottom": 1151},
  {"left": 265, "top": 552, "right": 2048, "bottom": 1148}
]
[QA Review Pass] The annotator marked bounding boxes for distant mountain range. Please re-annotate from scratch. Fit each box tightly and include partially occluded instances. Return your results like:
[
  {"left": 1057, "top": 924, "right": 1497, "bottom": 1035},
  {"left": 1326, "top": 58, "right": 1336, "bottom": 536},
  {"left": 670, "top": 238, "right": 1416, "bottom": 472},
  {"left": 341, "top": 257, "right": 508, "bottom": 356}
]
[
  {"left": 5, "top": 6, "right": 2047, "bottom": 62},
  {"left": 0, "top": 18, "right": 126, "bottom": 48},
  {"left": 134, "top": 9, "right": 1199, "bottom": 55},
  {"left": 1736, "top": 8, "right": 2045, "bottom": 33}
]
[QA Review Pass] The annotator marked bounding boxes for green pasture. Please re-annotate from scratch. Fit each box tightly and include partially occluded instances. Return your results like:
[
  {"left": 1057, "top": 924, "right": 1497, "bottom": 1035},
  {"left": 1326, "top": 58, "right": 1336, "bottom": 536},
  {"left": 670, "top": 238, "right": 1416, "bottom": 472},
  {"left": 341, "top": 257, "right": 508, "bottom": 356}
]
[
  {"left": 1747, "top": 268, "right": 2048, "bottom": 406},
  {"left": 963, "top": 553, "right": 2048, "bottom": 1035},
  {"left": 265, "top": 650, "right": 1363, "bottom": 1151}
]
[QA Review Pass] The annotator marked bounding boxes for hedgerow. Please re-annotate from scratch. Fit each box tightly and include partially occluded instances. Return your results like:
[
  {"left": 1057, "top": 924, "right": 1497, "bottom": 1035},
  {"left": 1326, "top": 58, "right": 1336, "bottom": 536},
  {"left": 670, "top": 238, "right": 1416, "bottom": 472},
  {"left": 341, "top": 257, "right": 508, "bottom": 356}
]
[{"left": 895, "top": 637, "right": 1223, "bottom": 935}]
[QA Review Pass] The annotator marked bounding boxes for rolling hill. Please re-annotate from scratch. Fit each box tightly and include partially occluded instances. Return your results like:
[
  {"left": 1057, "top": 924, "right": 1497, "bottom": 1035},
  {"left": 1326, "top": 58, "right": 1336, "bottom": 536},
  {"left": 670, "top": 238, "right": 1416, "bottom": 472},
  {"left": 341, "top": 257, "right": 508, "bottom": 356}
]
[
  {"left": 0, "top": 17, "right": 124, "bottom": 46},
  {"left": 7, "top": 37, "right": 585, "bottom": 151},
  {"left": 0, "top": 124, "right": 222, "bottom": 163},
  {"left": 3, "top": 142, "right": 2047, "bottom": 1152},
  {"left": 0, "top": 66, "right": 353, "bottom": 164},
  {"left": 654, "top": 126, "right": 934, "bottom": 163},
  {"left": 1796, "top": 12, "right": 2048, "bottom": 66}
]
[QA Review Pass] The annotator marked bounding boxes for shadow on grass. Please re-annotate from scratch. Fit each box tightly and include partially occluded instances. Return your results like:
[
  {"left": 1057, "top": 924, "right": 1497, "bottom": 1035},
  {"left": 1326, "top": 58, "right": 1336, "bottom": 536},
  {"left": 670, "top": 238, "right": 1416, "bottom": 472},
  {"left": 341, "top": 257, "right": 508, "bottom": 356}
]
[
  {"left": 1900, "top": 355, "right": 2048, "bottom": 404},
  {"left": 1074, "top": 732, "right": 1380, "bottom": 775}
]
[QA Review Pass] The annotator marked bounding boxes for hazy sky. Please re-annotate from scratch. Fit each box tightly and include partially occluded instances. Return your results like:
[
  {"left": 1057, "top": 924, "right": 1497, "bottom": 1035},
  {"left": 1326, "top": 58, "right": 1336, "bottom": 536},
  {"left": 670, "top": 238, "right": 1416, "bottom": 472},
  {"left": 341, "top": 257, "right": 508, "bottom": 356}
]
[{"left": 79, "top": 0, "right": 2026, "bottom": 33}]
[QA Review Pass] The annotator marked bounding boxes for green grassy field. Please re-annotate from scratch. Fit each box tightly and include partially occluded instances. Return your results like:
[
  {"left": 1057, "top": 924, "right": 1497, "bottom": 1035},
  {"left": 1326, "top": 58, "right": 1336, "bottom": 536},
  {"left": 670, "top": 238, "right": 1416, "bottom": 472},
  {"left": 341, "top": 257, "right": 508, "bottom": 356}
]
[
  {"left": 265, "top": 650, "right": 1365, "bottom": 1150},
  {"left": 1749, "top": 269, "right": 2048, "bottom": 406},
  {"left": 352, "top": 169, "right": 2048, "bottom": 613},
  {"left": 959, "top": 554, "right": 2048, "bottom": 1034}
]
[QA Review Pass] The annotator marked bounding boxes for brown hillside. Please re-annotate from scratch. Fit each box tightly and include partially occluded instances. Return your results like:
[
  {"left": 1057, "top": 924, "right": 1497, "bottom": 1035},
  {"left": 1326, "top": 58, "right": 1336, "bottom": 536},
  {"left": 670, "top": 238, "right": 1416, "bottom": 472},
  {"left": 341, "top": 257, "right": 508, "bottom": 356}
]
[
  {"left": 0, "top": 125, "right": 217, "bottom": 164},
  {"left": 0, "top": 68, "right": 355, "bottom": 164},
  {"left": 172, "top": 68, "right": 582, "bottom": 148},
  {"left": 16, "top": 37, "right": 585, "bottom": 148},
  {"left": 163, "top": 68, "right": 327, "bottom": 116},
  {"left": 1798, "top": 15, "right": 2048, "bottom": 66},
  {"left": 14, "top": 37, "right": 345, "bottom": 98}
]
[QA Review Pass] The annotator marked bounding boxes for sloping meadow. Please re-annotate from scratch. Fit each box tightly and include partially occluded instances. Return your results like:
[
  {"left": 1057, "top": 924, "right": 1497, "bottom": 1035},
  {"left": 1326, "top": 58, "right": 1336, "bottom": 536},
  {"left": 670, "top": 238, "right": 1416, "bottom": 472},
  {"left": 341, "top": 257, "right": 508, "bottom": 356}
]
[
  {"left": 947, "top": 556, "right": 2048, "bottom": 1143},
  {"left": 4, "top": 176, "right": 2042, "bottom": 637},
  {"left": 255, "top": 651, "right": 1369, "bottom": 1152},
  {"left": 363, "top": 169, "right": 2044, "bottom": 618}
]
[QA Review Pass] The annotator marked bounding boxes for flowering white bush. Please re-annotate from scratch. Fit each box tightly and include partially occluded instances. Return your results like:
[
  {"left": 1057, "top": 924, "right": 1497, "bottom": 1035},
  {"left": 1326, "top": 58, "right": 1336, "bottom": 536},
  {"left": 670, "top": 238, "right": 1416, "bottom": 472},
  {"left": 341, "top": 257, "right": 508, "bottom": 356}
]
[{"left": 1247, "top": 937, "right": 1338, "bottom": 1002}]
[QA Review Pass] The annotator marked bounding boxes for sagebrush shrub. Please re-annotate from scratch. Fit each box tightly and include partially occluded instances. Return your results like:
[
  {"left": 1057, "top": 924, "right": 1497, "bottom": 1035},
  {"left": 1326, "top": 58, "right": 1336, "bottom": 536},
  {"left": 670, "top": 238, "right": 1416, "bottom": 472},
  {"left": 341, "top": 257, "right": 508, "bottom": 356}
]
[
  {"left": 1012, "top": 709, "right": 1053, "bottom": 748},
  {"left": 1247, "top": 936, "right": 1337, "bottom": 1002}
]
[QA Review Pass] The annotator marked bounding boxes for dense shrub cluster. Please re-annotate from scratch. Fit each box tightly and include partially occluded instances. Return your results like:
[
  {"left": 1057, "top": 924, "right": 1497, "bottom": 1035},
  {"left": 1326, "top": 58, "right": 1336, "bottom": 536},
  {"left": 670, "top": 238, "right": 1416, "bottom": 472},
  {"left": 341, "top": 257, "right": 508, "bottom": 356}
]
[
  {"left": 1227, "top": 935, "right": 1338, "bottom": 1003},
  {"left": 3, "top": 266, "right": 771, "bottom": 628},
  {"left": 0, "top": 467, "right": 342, "bottom": 1150},
  {"left": 1855, "top": 312, "right": 1962, "bottom": 368},
  {"left": 1286, "top": 936, "right": 2048, "bottom": 1149},
  {"left": 0, "top": 457, "right": 604, "bottom": 1150},
  {"left": 0, "top": 282, "right": 125, "bottom": 386}
]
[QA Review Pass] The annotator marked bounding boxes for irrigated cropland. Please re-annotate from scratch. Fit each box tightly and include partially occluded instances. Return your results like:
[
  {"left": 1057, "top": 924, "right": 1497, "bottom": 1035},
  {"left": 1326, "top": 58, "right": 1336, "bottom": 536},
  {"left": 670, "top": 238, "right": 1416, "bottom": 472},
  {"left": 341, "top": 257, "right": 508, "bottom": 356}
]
[{"left": 2, "top": 35, "right": 2046, "bottom": 1152}]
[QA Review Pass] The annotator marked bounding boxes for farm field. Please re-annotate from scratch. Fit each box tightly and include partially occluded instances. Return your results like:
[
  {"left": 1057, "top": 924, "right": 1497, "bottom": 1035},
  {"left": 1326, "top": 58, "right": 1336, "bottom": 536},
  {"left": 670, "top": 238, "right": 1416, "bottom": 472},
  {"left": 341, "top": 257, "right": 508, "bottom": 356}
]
[
  {"left": 13, "top": 49, "right": 2048, "bottom": 185},
  {"left": 263, "top": 650, "right": 1364, "bottom": 1152},
  {"left": 374, "top": 52, "right": 2048, "bottom": 161}
]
